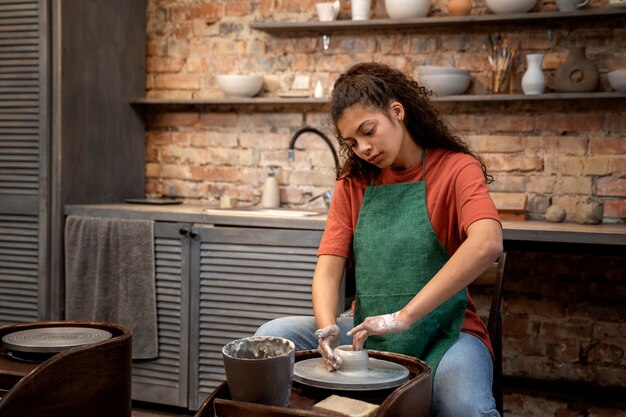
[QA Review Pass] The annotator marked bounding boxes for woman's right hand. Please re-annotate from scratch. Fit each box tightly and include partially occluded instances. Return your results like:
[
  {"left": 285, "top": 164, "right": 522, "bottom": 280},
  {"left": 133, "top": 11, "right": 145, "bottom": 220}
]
[{"left": 314, "top": 324, "right": 343, "bottom": 372}]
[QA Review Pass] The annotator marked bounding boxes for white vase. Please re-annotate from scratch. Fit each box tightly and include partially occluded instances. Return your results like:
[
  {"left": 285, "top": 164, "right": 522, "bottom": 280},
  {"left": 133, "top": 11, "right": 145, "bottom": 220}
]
[{"left": 521, "top": 53, "right": 545, "bottom": 95}]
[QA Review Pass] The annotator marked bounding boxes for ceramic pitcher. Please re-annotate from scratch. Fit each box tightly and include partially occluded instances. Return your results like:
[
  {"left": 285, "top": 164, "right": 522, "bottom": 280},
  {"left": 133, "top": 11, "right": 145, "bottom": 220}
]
[{"left": 521, "top": 53, "right": 545, "bottom": 95}]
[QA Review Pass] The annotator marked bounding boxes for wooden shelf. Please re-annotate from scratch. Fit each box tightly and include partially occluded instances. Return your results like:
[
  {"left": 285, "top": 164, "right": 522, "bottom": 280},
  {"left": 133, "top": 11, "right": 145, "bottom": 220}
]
[
  {"left": 131, "top": 97, "right": 328, "bottom": 105},
  {"left": 249, "top": 9, "right": 626, "bottom": 34},
  {"left": 131, "top": 92, "right": 626, "bottom": 107}
]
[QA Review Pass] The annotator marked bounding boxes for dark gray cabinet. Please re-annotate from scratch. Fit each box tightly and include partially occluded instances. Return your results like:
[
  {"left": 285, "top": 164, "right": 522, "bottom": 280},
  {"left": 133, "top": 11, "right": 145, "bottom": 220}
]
[
  {"left": 188, "top": 225, "right": 323, "bottom": 410},
  {"left": 0, "top": 0, "right": 145, "bottom": 324},
  {"left": 132, "top": 221, "right": 191, "bottom": 407},
  {"left": 130, "top": 220, "right": 324, "bottom": 410}
]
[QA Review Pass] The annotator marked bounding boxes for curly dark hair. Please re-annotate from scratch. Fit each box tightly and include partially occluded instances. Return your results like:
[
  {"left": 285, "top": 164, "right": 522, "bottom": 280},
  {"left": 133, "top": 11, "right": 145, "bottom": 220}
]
[{"left": 330, "top": 62, "right": 492, "bottom": 184}]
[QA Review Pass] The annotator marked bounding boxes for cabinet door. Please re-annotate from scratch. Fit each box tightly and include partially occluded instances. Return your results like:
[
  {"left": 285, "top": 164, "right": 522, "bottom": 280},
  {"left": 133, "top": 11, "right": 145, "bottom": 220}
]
[
  {"left": 131, "top": 222, "right": 190, "bottom": 407},
  {"left": 188, "top": 225, "right": 323, "bottom": 410},
  {"left": 0, "top": 0, "right": 49, "bottom": 324}
]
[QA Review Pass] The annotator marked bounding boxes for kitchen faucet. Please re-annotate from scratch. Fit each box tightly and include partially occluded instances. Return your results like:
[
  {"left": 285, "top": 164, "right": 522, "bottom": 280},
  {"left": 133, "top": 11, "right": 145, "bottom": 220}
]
[
  {"left": 288, "top": 126, "right": 341, "bottom": 173},
  {"left": 309, "top": 190, "right": 332, "bottom": 209}
]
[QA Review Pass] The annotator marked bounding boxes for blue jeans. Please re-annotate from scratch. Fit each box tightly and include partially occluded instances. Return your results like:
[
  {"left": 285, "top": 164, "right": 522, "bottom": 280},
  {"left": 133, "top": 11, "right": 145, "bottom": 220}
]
[{"left": 255, "top": 316, "right": 499, "bottom": 417}]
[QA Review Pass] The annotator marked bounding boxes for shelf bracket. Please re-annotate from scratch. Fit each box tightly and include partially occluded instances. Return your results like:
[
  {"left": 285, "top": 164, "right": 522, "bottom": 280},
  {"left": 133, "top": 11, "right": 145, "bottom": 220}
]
[
  {"left": 322, "top": 34, "right": 331, "bottom": 51},
  {"left": 547, "top": 23, "right": 554, "bottom": 42}
]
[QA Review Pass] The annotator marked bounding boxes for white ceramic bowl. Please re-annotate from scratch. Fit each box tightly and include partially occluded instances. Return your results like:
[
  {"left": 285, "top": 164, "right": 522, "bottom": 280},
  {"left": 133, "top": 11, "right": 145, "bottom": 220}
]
[
  {"left": 215, "top": 74, "right": 264, "bottom": 97},
  {"left": 417, "top": 65, "right": 470, "bottom": 76},
  {"left": 485, "top": 0, "right": 536, "bottom": 14},
  {"left": 607, "top": 70, "right": 626, "bottom": 92},
  {"left": 419, "top": 73, "right": 471, "bottom": 96},
  {"left": 384, "top": 0, "right": 430, "bottom": 19}
]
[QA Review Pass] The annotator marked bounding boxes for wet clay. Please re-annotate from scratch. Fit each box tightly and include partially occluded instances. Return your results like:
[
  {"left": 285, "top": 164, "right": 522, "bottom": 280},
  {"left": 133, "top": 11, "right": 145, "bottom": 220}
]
[{"left": 223, "top": 336, "right": 293, "bottom": 360}]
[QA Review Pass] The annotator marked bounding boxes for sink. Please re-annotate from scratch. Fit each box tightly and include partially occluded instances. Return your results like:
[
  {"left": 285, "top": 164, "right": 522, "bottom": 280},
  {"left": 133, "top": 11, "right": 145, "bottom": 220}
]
[{"left": 203, "top": 208, "right": 325, "bottom": 217}]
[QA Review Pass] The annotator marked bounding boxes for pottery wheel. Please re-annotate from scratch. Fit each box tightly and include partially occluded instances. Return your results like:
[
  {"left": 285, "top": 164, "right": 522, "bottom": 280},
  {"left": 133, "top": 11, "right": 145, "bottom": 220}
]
[
  {"left": 294, "top": 357, "right": 409, "bottom": 391},
  {"left": 2, "top": 327, "right": 112, "bottom": 353}
]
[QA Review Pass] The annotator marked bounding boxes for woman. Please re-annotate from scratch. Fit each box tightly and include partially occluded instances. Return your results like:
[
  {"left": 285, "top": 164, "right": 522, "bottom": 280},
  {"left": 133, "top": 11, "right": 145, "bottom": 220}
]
[{"left": 256, "top": 62, "right": 503, "bottom": 417}]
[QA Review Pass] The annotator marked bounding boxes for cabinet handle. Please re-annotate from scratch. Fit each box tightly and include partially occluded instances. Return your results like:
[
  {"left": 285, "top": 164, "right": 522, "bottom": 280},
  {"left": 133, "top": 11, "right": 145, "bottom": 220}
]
[
  {"left": 179, "top": 228, "right": 189, "bottom": 235},
  {"left": 189, "top": 230, "right": 198, "bottom": 238}
]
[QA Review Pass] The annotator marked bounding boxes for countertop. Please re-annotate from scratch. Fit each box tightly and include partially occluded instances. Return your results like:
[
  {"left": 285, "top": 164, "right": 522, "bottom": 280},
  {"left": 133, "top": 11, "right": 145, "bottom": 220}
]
[{"left": 65, "top": 203, "right": 626, "bottom": 247}]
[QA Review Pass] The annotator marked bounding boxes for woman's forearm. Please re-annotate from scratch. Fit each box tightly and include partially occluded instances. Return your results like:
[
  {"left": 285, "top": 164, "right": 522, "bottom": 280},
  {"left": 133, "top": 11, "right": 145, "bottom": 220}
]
[
  {"left": 399, "top": 218, "right": 503, "bottom": 325},
  {"left": 312, "top": 254, "right": 347, "bottom": 329}
]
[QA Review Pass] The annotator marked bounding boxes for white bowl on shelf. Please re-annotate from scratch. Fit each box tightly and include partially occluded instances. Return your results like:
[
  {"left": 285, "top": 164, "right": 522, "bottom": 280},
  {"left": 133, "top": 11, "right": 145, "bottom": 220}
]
[
  {"left": 417, "top": 65, "right": 470, "bottom": 76},
  {"left": 384, "top": 0, "right": 430, "bottom": 19},
  {"left": 215, "top": 74, "right": 264, "bottom": 97},
  {"left": 607, "top": 70, "right": 626, "bottom": 92},
  {"left": 419, "top": 73, "right": 471, "bottom": 96},
  {"left": 485, "top": 0, "right": 536, "bottom": 14}
]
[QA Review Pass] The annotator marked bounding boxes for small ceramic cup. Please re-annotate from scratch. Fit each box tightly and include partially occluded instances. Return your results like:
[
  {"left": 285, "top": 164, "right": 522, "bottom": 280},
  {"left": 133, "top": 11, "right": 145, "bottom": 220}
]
[
  {"left": 333, "top": 345, "right": 369, "bottom": 373},
  {"left": 316, "top": 2, "right": 339, "bottom": 21},
  {"left": 222, "top": 336, "right": 295, "bottom": 407}
]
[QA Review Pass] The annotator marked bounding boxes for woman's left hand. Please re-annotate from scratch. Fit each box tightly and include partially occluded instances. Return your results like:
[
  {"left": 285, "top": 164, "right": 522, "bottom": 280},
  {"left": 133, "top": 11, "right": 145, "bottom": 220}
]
[{"left": 347, "top": 311, "right": 410, "bottom": 350}]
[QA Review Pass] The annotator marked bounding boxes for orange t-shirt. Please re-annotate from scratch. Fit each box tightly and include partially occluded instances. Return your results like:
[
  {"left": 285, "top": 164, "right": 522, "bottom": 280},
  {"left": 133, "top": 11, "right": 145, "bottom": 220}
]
[{"left": 318, "top": 147, "right": 501, "bottom": 356}]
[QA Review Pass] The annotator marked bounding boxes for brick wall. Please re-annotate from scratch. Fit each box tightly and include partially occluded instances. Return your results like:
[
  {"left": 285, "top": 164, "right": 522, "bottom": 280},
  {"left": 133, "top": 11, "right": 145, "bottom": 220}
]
[
  {"left": 144, "top": 0, "right": 626, "bottom": 222},
  {"left": 472, "top": 251, "right": 625, "bottom": 384}
]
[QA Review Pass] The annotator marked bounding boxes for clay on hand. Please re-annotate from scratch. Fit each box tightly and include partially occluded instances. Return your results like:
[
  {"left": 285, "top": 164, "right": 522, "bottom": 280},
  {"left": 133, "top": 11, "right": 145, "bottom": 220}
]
[
  {"left": 347, "top": 311, "right": 411, "bottom": 350},
  {"left": 315, "top": 324, "right": 343, "bottom": 372}
]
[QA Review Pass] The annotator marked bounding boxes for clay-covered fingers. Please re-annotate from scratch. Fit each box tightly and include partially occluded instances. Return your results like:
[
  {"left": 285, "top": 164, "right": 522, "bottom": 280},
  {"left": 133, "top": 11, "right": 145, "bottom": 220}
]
[
  {"left": 351, "top": 329, "right": 369, "bottom": 351},
  {"left": 347, "top": 311, "right": 410, "bottom": 347},
  {"left": 315, "top": 324, "right": 342, "bottom": 372},
  {"left": 318, "top": 338, "right": 343, "bottom": 371}
]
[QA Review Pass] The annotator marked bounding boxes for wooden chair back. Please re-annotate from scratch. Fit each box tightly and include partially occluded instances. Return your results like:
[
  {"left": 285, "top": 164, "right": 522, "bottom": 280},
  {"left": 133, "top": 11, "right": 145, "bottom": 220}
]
[{"left": 471, "top": 253, "right": 507, "bottom": 416}]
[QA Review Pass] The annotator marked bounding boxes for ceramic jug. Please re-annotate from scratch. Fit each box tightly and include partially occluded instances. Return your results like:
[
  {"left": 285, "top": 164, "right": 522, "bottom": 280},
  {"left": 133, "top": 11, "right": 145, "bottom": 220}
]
[
  {"left": 448, "top": 0, "right": 471, "bottom": 16},
  {"left": 521, "top": 54, "right": 545, "bottom": 95},
  {"left": 554, "top": 46, "right": 599, "bottom": 92}
]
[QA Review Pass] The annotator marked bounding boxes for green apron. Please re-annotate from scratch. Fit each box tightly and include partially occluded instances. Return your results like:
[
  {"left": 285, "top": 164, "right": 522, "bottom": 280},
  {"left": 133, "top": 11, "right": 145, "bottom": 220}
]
[{"left": 353, "top": 151, "right": 467, "bottom": 374}]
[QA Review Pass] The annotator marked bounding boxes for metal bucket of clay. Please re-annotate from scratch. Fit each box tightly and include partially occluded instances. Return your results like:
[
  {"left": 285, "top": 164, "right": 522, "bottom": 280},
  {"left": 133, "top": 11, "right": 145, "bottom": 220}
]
[{"left": 222, "top": 336, "right": 295, "bottom": 407}]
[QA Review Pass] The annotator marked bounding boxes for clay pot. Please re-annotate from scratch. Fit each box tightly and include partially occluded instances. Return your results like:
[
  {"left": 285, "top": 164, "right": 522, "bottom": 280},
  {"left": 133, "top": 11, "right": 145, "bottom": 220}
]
[
  {"left": 222, "top": 336, "right": 295, "bottom": 406},
  {"left": 554, "top": 46, "right": 599, "bottom": 93},
  {"left": 574, "top": 197, "right": 604, "bottom": 225},
  {"left": 448, "top": 0, "right": 471, "bottom": 16},
  {"left": 334, "top": 345, "right": 369, "bottom": 373}
]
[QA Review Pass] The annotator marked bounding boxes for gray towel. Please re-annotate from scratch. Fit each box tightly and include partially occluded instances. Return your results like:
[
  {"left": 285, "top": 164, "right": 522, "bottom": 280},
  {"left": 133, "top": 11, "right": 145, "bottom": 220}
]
[{"left": 65, "top": 215, "right": 158, "bottom": 360}]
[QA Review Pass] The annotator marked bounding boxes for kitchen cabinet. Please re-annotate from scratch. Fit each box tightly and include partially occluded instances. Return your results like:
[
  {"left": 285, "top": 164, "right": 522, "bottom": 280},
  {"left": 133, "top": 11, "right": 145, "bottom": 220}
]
[
  {"left": 188, "top": 224, "right": 323, "bottom": 410},
  {"left": 132, "top": 221, "right": 191, "bottom": 407},
  {"left": 127, "top": 218, "right": 324, "bottom": 410},
  {"left": 0, "top": 0, "right": 145, "bottom": 324}
]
